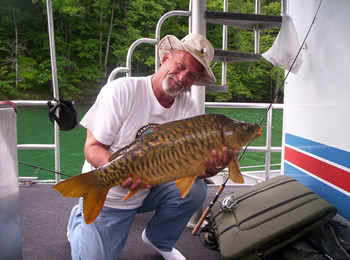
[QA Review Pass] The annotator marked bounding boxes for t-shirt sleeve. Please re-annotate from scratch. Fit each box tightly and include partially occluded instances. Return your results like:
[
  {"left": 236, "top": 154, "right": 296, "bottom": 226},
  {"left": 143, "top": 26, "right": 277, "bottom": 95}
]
[{"left": 80, "top": 80, "right": 131, "bottom": 146}]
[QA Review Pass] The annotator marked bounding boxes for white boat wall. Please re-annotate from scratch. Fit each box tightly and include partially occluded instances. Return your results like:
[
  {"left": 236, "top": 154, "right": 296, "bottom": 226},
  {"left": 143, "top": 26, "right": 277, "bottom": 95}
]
[{"left": 282, "top": 0, "right": 350, "bottom": 223}]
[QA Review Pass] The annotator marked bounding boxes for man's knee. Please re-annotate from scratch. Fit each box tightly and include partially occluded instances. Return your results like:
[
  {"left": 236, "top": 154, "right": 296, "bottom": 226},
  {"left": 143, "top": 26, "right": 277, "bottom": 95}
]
[{"left": 185, "top": 179, "right": 207, "bottom": 209}]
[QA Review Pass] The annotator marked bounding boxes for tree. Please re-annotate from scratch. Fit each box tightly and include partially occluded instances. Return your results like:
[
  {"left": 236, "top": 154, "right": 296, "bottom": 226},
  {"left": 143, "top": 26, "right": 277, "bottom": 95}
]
[{"left": 0, "top": 0, "right": 283, "bottom": 102}]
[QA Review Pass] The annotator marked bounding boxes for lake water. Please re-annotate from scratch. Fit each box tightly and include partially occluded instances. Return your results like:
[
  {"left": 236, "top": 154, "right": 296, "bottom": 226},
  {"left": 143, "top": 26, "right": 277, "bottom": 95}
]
[{"left": 16, "top": 105, "right": 283, "bottom": 180}]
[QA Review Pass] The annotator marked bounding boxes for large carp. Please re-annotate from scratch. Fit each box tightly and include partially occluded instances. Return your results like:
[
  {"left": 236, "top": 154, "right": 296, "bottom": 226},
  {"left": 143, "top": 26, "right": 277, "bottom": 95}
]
[{"left": 53, "top": 113, "right": 262, "bottom": 224}]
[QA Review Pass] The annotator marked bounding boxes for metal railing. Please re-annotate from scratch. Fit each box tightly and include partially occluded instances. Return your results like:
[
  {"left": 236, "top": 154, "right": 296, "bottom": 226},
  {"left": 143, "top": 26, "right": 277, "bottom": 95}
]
[
  {"left": 13, "top": 100, "right": 61, "bottom": 183},
  {"left": 14, "top": 100, "right": 283, "bottom": 185},
  {"left": 107, "top": 10, "right": 191, "bottom": 83},
  {"left": 13, "top": 0, "right": 62, "bottom": 183}
]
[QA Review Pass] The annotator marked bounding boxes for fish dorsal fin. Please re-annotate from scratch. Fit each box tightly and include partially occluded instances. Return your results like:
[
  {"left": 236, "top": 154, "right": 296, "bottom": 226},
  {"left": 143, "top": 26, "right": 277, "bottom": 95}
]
[
  {"left": 108, "top": 121, "right": 174, "bottom": 163},
  {"left": 228, "top": 151, "right": 244, "bottom": 183},
  {"left": 175, "top": 176, "right": 197, "bottom": 198},
  {"left": 108, "top": 148, "right": 126, "bottom": 162},
  {"left": 151, "top": 121, "right": 173, "bottom": 131}
]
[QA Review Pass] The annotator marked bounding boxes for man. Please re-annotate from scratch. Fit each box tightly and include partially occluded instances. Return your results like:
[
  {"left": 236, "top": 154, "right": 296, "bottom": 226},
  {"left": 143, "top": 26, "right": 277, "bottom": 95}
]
[{"left": 67, "top": 33, "right": 231, "bottom": 260}]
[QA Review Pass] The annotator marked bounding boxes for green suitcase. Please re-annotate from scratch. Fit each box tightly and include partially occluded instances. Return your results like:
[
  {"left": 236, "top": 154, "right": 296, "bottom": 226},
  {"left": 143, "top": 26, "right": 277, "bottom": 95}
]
[{"left": 207, "top": 175, "right": 337, "bottom": 259}]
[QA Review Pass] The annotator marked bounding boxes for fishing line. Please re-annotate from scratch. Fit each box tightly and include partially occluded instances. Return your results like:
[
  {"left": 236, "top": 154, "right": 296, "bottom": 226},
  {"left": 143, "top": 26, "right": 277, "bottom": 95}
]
[
  {"left": 18, "top": 161, "right": 72, "bottom": 178},
  {"left": 192, "top": 0, "right": 324, "bottom": 235},
  {"left": 238, "top": 0, "right": 323, "bottom": 179},
  {"left": 259, "top": 0, "right": 323, "bottom": 126}
]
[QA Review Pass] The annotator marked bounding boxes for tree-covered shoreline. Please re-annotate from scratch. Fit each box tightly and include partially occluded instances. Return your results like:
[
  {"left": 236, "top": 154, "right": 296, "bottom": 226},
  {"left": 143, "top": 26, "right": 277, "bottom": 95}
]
[{"left": 0, "top": 0, "right": 283, "bottom": 103}]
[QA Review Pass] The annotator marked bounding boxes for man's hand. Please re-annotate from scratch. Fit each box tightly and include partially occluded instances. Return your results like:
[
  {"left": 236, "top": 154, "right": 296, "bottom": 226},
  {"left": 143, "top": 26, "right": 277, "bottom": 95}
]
[{"left": 197, "top": 147, "right": 233, "bottom": 179}]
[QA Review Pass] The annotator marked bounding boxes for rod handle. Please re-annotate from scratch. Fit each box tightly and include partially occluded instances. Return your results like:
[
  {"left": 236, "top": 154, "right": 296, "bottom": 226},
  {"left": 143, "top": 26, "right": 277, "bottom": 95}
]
[
  {"left": 192, "top": 207, "right": 211, "bottom": 235},
  {"left": 216, "top": 184, "right": 225, "bottom": 194}
]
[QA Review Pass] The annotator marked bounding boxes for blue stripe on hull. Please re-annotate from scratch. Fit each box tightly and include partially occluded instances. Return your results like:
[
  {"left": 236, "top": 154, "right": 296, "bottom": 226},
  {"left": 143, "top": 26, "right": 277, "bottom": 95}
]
[{"left": 284, "top": 162, "right": 350, "bottom": 221}]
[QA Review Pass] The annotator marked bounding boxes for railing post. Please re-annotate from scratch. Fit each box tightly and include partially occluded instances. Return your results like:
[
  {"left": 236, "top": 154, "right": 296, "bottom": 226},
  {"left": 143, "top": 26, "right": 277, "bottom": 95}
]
[
  {"left": 190, "top": 0, "right": 206, "bottom": 114},
  {"left": 154, "top": 10, "right": 191, "bottom": 71},
  {"left": 46, "top": 0, "right": 60, "bottom": 182},
  {"left": 222, "top": 0, "right": 228, "bottom": 86},
  {"left": 265, "top": 107, "right": 273, "bottom": 180},
  {"left": 125, "top": 38, "right": 158, "bottom": 77},
  {"left": 281, "top": 0, "right": 287, "bottom": 15},
  {"left": 254, "top": 0, "right": 261, "bottom": 54}
]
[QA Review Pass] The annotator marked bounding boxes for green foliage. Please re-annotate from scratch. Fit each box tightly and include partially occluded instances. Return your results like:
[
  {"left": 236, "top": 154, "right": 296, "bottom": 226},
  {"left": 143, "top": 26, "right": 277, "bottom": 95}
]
[
  {"left": 18, "top": 55, "right": 39, "bottom": 90},
  {"left": 0, "top": 0, "right": 283, "bottom": 102},
  {"left": 37, "top": 56, "right": 82, "bottom": 98},
  {"left": 0, "top": 66, "right": 14, "bottom": 99}
]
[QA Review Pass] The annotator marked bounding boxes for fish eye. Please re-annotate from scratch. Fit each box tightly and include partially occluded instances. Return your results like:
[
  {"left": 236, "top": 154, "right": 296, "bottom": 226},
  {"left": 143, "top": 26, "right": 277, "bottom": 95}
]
[{"left": 243, "top": 126, "right": 248, "bottom": 131}]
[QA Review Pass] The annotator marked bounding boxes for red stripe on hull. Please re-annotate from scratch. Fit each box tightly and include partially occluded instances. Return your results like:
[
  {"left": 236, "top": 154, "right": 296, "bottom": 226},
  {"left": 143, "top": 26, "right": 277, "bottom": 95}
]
[{"left": 285, "top": 146, "right": 350, "bottom": 192}]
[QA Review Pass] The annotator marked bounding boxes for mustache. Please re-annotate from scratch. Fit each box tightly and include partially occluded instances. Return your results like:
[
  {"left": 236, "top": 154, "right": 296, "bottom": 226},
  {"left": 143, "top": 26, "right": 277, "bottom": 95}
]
[{"left": 168, "top": 75, "right": 184, "bottom": 88}]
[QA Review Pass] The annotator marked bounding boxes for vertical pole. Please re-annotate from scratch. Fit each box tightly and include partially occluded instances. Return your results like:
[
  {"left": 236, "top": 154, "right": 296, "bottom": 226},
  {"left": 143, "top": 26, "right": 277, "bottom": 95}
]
[
  {"left": 190, "top": 0, "right": 206, "bottom": 114},
  {"left": 187, "top": 0, "right": 206, "bottom": 229},
  {"left": 46, "top": 0, "right": 59, "bottom": 99},
  {"left": 188, "top": 0, "right": 192, "bottom": 33},
  {"left": 254, "top": 0, "right": 260, "bottom": 54},
  {"left": 222, "top": 0, "right": 228, "bottom": 86},
  {"left": 281, "top": 0, "right": 287, "bottom": 15},
  {"left": 265, "top": 108, "right": 273, "bottom": 180},
  {"left": 46, "top": 0, "right": 60, "bottom": 182}
]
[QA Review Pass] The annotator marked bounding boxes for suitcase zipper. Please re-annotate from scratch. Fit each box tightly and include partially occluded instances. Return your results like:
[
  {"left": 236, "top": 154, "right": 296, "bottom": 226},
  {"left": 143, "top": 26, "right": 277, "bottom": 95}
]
[
  {"left": 231, "top": 179, "right": 297, "bottom": 206},
  {"left": 218, "top": 191, "right": 314, "bottom": 237},
  {"left": 212, "top": 179, "right": 298, "bottom": 223}
]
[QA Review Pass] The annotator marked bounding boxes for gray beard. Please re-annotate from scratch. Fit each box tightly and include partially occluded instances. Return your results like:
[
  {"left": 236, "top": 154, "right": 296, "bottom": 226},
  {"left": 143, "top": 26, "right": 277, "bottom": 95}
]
[{"left": 162, "top": 75, "right": 184, "bottom": 97}]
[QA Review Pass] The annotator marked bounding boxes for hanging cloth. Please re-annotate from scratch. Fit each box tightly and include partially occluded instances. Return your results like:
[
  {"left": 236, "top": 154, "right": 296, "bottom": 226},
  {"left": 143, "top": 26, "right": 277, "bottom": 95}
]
[
  {"left": 262, "top": 15, "right": 304, "bottom": 74},
  {"left": 47, "top": 99, "right": 80, "bottom": 131}
]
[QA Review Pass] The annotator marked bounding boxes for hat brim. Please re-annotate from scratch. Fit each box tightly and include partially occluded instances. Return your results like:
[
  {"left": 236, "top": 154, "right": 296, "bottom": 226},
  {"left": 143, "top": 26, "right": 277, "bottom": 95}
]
[{"left": 158, "top": 35, "right": 216, "bottom": 86}]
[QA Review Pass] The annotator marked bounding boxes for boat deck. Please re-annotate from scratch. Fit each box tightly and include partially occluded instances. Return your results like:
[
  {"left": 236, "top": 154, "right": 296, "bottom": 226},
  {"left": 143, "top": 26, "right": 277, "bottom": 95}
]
[
  {"left": 18, "top": 181, "right": 350, "bottom": 259},
  {"left": 19, "top": 183, "right": 223, "bottom": 259}
]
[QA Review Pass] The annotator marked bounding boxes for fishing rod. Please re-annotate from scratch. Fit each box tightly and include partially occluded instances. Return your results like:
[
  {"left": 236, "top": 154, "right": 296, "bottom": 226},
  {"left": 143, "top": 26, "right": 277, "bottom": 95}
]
[
  {"left": 192, "top": 0, "right": 323, "bottom": 235},
  {"left": 18, "top": 161, "right": 73, "bottom": 178}
]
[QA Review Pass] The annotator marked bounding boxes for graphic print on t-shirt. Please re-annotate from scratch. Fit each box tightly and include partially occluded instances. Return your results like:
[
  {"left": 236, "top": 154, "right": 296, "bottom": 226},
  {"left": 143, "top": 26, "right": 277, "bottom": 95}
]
[{"left": 135, "top": 123, "right": 159, "bottom": 140}]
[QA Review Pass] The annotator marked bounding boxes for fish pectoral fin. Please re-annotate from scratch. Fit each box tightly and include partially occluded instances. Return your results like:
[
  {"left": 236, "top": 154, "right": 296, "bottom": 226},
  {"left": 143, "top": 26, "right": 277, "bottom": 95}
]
[
  {"left": 175, "top": 176, "right": 197, "bottom": 198},
  {"left": 122, "top": 186, "right": 143, "bottom": 201},
  {"left": 53, "top": 171, "right": 109, "bottom": 224},
  {"left": 228, "top": 152, "right": 244, "bottom": 183}
]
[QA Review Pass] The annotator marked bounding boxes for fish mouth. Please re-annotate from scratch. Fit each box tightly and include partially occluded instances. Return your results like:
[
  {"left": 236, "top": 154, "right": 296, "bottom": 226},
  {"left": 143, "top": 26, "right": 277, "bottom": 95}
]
[{"left": 255, "top": 126, "right": 262, "bottom": 138}]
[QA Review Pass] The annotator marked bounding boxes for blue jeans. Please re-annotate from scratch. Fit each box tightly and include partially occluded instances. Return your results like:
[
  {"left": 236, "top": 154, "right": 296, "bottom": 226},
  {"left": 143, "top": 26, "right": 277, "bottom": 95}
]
[{"left": 68, "top": 180, "right": 207, "bottom": 260}]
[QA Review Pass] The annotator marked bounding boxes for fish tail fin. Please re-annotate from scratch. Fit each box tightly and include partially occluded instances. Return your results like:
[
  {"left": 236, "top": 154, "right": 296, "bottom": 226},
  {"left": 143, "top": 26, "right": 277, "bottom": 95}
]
[
  {"left": 228, "top": 152, "right": 244, "bottom": 183},
  {"left": 53, "top": 171, "right": 109, "bottom": 224}
]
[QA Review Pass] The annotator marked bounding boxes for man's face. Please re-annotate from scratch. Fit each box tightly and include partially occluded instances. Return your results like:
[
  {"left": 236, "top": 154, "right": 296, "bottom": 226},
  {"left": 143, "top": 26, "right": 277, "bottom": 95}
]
[{"left": 161, "top": 50, "right": 204, "bottom": 96}]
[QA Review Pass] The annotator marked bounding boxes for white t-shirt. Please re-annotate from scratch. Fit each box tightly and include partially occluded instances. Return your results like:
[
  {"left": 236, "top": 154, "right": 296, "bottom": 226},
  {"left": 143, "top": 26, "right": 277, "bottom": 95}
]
[{"left": 80, "top": 76, "right": 199, "bottom": 209}]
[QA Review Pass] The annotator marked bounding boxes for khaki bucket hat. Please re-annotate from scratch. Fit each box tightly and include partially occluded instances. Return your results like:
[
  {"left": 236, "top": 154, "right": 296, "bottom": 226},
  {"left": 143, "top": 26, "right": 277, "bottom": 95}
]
[{"left": 158, "top": 33, "right": 216, "bottom": 86}]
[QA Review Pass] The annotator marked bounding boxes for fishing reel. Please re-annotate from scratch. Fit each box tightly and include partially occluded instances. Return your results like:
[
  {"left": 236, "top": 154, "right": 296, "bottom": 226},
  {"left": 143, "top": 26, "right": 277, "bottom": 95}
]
[{"left": 219, "top": 195, "right": 237, "bottom": 213}]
